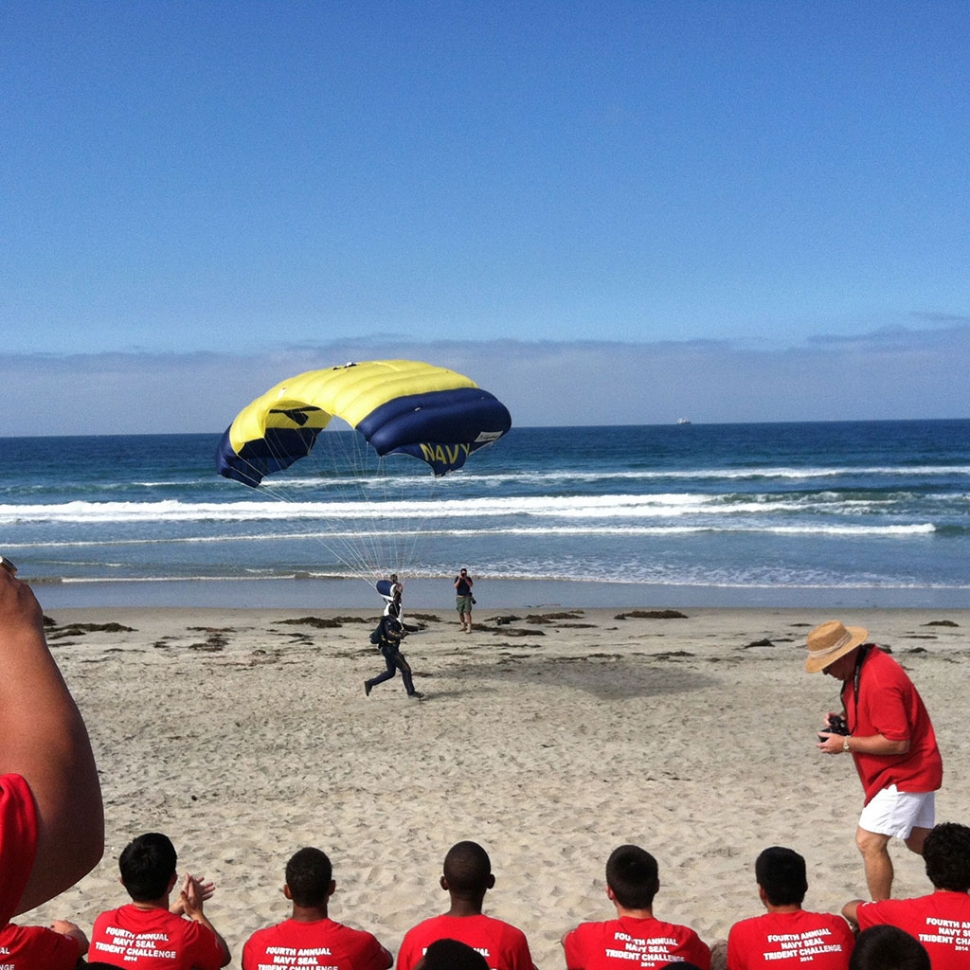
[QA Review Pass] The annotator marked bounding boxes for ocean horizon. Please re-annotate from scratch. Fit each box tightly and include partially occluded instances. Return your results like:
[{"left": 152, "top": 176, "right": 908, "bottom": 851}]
[{"left": 2, "top": 419, "right": 968, "bottom": 610}]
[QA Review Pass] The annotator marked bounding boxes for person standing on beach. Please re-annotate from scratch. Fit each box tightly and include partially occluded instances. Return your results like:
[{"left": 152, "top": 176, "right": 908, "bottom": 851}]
[
  {"left": 562, "top": 844, "right": 711, "bottom": 970},
  {"left": 88, "top": 832, "right": 230, "bottom": 969},
  {"left": 364, "top": 614, "right": 422, "bottom": 699},
  {"left": 396, "top": 841, "right": 536, "bottom": 970},
  {"left": 454, "top": 568, "right": 474, "bottom": 632},
  {"left": 242, "top": 847, "right": 392, "bottom": 970},
  {"left": 806, "top": 620, "right": 942, "bottom": 902},
  {"left": 725, "top": 846, "right": 854, "bottom": 970}
]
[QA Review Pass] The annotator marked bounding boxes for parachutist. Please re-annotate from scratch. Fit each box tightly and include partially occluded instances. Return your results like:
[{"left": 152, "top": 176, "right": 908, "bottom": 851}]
[{"left": 363, "top": 616, "right": 422, "bottom": 699}]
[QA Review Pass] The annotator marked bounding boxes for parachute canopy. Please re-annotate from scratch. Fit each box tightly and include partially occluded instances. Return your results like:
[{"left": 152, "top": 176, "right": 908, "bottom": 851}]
[{"left": 216, "top": 359, "right": 512, "bottom": 486}]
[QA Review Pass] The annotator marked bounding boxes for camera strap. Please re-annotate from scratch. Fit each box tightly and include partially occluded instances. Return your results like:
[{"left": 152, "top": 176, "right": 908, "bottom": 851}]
[{"left": 840, "top": 644, "right": 871, "bottom": 734}]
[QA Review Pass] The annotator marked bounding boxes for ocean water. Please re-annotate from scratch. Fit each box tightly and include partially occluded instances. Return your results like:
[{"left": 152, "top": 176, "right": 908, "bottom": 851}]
[{"left": 1, "top": 421, "right": 968, "bottom": 609}]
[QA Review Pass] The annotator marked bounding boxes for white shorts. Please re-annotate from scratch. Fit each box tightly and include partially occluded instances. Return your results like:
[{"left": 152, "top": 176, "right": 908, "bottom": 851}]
[{"left": 859, "top": 785, "right": 936, "bottom": 839}]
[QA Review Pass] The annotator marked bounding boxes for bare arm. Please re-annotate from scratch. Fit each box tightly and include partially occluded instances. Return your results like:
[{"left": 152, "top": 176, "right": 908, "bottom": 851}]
[
  {"left": 817, "top": 732, "right": 910, "bottom": 755},
  {"left": 49, "top": 919, "right": 89, "bottom": 955},
  {"left": 841, "top": 900, "right": 864, "bottom": 926},
  {"left": 0, "top": 570, "right": 103, "bottom": 913}
]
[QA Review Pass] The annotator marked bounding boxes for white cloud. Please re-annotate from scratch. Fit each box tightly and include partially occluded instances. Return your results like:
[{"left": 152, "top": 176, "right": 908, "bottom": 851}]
[{"left": 1, "top": 324, "right": 967, "bottom": 436}]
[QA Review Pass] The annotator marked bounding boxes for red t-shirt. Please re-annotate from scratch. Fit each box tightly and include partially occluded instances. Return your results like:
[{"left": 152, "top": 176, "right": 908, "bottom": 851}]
[
  {"left": 90, "top": 904, "right": 225, "bottom": 969},
  {"left": 727, "top": 910, "right": 854, "bottom": 970},
  {"left": 843, "top": 647, "right": 942, "bottom": 804},
  {"left": 856, "top": 891, "right": 970, "bottom": 970},
  {"left": 0, "top": 921, "right": 82, "bottom": 969},
  {"left": 242, "top": 917, "right": 391, "bottom": 970},
  {"left": 563, "top": 915, "right": 711, "bottom": 970},
  {"left": 0, "top": 775, "right": 38, "bottom": 926},
  {"left": 396, "top": 914, "right": 535, "bottom": 970}
]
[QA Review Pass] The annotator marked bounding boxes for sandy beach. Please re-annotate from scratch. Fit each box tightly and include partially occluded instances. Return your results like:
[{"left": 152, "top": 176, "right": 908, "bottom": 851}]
[{"left": 28, "top": 603, "right": 970, "bottom": 969}]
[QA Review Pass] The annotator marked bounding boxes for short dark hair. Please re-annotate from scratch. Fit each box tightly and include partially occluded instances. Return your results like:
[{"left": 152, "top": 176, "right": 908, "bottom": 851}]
[
  {"left": 923, "top": 822, "right": 970, "bottom": 892},
  {"left": 755, "top": 847, "right": 808, "bottom": 906},
  {"left": 285, "top": 847, "right": 333, "bottom": 907},
  {"left": 443, "top": 841, "right": 491, "bottom": 896},
  {"left": 605, "top": 845, "right": 659, "bottom": 909},
  {"left": 119, "top": 833, "right": 177, "bottom": 902},
  {"left": 849, "top": 926, "right": 929, "bottom": 970},
  {"left": 422, "top": 939, "right": 488, "bottom": 970}
]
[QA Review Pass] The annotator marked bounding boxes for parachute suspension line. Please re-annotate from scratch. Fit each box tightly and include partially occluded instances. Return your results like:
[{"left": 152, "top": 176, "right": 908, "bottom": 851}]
[
  {"left": 229, "top": 425, "right": 436, "bottom": 586},
  {"left": 223, "top": 429, "right": 380, "bottom": 583}
]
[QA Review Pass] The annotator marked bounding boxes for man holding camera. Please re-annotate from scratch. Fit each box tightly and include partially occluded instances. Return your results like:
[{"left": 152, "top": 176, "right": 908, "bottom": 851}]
[{"left": 806, "top": 620, "right": 942, "bottom": 902}]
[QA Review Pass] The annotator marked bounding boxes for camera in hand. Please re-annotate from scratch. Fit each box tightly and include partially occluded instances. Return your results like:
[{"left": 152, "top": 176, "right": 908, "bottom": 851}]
[{"left": 822, "top": 714, "right": 850, "bottom": 737}]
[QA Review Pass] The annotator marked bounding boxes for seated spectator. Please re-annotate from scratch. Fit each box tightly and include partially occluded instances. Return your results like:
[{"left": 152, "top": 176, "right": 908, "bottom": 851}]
[
  {"left": 843, "top": 822, "right": 970, "bottom": 970},
  {"left": 726, "top": 847, "right": 854, "bottom": 970},
  {"left": 396, "top": 841, "right": 535, "bottom": 970},
  {"left": 0, "top": 915, "right": 87, "bottom": 969},
  {"left": 88, "top": 832, "right": 230, "bottom": 969},
  {"left": 562, "top": 844, "right": 711, "bottom": 970},
  {"left": 849, "top": 926, "right": 929, "bottom": 970},
  {"left": 242, "top": 846, "right": 392, "bottom": 970},
  {"left": 0, "top": 563, "right": 103, "bottom": 919}
]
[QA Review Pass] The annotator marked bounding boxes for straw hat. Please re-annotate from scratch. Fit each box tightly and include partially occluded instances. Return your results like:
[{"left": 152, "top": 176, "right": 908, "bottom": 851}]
[{"left": 804, "top": 620, "right": 868, "bottom": 673}]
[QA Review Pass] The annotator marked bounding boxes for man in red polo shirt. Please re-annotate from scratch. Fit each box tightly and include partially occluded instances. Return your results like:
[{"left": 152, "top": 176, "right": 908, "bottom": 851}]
[{"left": 807, "top": 621, "right": 942, "bottom": 901}]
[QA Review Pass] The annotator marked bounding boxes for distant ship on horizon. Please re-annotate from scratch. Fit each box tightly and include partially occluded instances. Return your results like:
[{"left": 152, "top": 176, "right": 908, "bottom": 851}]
[{"left": 677, "top": 417, "right": 692, "bottom": 425}]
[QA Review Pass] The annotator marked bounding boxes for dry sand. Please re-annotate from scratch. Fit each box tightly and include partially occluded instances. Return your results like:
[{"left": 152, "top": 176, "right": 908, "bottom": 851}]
[{"left": 28, "top": 605, "right": 970, "bottom": 969}]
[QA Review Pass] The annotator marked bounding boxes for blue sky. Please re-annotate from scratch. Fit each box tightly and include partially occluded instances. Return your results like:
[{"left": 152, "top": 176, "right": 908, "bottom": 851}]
[{"left": 2, "top": 1, "right": 967, "bottom": 434}]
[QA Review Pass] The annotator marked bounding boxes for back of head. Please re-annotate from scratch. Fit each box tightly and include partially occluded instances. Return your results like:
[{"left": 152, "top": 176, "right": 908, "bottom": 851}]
[
  {"left": 286, "top": 847, "right": 333, "bottom": 907},
  {"left": 421, "top": 939, "right": 489, "bottom": 970},
  {"left": 850, "top": 926, "right": 930, "bottom": 970},
  {"left": 755, "top": 847, "right": 808, "bottom": 906},
  {"left": 443, "top": 841, "right": 492, "bottom": 898},
  {"left": 119, "top": 833, "right": 177, "bottom": 902},
  {"left": 923, "top": 822, "right": 970, "bottom": 892},
  {"left": 606, "top": 845, "right": 659, "bottom": 910}
]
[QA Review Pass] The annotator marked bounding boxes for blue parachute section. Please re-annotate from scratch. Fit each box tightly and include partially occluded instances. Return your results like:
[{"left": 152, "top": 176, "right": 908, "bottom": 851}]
[
  {"left": 359, "top": 387, "right": 511, "bottom": 474},
  {"left": 216, "top": 423, "right": 320, "bottom": 488}
]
